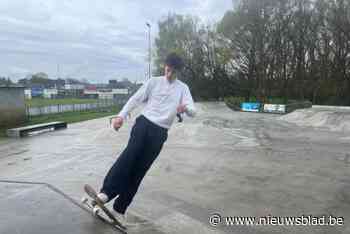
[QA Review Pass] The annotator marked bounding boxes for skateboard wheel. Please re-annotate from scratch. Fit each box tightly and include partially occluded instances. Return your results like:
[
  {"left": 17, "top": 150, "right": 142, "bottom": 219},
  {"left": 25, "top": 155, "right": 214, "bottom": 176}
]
[
  {"left": 91, "top": 200, "right": 97, "bottom": 207},
  {"left": 81, "top": 197, "right": 88, "bottom": 204},
  {"left": 93, "top": 206, "right": 100, "bottom": 216}
]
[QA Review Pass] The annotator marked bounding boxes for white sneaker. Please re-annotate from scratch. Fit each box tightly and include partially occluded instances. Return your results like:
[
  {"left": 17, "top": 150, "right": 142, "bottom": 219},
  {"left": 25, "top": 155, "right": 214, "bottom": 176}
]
[
  {"left": 113, "top": 210, "right": 127, "bottom": 226},
  {"left": 97, "top": 192, "right": 109, "bottom": 204}
]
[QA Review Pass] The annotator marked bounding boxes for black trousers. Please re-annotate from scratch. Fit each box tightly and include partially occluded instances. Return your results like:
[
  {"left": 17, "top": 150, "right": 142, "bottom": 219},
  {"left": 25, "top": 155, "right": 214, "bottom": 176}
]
[{"left": 101, "top": 115, "right": 168, "bottom": 214}]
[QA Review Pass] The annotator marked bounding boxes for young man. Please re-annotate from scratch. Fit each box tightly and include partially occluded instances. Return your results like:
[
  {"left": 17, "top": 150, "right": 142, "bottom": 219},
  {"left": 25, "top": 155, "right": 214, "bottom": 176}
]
[{"left": 96, "top": 53, "right": 196, "bottom": 224}]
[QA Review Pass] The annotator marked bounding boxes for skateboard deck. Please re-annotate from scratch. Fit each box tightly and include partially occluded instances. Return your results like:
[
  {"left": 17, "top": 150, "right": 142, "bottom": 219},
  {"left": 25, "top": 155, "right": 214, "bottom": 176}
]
[{"left": 82, "top": 184, "right": 127, "bottom": 233}]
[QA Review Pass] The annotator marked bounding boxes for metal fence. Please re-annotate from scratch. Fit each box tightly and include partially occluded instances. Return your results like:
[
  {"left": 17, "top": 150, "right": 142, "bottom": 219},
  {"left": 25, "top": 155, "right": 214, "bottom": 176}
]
[{"left": 26, "top": 99, "right": 127, "bottom": 117}]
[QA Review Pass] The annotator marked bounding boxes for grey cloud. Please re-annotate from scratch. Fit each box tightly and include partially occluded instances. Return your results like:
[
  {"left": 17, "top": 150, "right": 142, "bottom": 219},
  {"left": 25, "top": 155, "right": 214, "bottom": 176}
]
[{"left": 0, "top": 0, "right": 231, "bottom": 82}]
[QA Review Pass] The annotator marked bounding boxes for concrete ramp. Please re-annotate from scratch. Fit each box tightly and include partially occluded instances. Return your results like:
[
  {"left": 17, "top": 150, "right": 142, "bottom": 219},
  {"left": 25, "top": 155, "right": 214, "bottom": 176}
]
[
  {"left": 279, "top": 106, "right": 350, "bottom": 132},
  {"left": 0, "top": 180, "right": 117, "bottom": 234}
]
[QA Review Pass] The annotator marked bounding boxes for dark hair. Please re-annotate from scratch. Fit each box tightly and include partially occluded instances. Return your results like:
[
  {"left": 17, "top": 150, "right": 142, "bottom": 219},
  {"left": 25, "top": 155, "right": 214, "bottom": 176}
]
[{"left": 165, "top": 53, "right": 184, "bottom": 71}]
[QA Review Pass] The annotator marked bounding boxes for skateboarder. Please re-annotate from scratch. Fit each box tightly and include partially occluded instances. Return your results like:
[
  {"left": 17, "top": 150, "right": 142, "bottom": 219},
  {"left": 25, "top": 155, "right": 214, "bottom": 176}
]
[{"left": 96, "top": 53, "right": 196, "bottom": 225}]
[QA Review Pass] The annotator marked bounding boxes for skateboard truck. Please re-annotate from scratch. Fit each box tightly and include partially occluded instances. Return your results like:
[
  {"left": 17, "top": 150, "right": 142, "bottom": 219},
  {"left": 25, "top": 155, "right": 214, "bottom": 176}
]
[{"left": 82, "top": 184, "right": 127, "bottom": 233}]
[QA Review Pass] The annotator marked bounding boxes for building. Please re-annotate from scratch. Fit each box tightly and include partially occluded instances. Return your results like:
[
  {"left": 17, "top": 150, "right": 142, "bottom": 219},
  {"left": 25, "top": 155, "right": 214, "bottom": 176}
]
[
  {"left": 64, "top": 84, "right": 85, "bottom": 98},
  {"left": 83, "top": 89, "right": 129, "bottom": 99},
  {"left": 108, "top": 79, "right": 134, "bottom": 89},
  {"left": 0, "top": 86, "right": 26, "bottom": 127},
  {"left": 108, "top": 80, "right": 118, "bottom": 88},
  {"left": 64, "top": 84, "right": 85, "bottom": 90},
  {"left": 43, "top": 89, "right": 58, "bottom": 99},
  {"left": 111, "top": 89, "right": 129, "bottom": 99},
  {"left": 99, "top": 89, "right": 129, "bottom": 99},
  {"left": 84, "top": 90, "right": 99, "bottom": 99},
  {"left": 24, "top": 89, "right": 32, "bottom": 99}
]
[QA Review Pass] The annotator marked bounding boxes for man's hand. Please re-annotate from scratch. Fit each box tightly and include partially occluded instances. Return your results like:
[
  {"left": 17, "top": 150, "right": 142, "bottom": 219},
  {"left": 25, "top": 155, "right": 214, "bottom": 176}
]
[
  {"left": 177, "top": 104, "right": 187, "bottom": 114},
  {"left": 112, "top": 117, "right": 123, "bottom": 131}
]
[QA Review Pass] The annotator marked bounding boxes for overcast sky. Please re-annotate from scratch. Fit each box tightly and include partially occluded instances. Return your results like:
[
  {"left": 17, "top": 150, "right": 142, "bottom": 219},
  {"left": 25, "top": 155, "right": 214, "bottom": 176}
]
[{"left": 0, "top": 0, "right": 232, "bottom": 83}]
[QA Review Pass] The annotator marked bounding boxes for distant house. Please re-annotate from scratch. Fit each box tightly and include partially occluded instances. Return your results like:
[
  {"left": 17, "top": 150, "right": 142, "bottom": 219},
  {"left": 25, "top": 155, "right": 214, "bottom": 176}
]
[
  {"left": 108, "top": 80, "right": 118, "bottom": 88},
  {"left": 24, "top": 89, "right": 32, "bottom": 99},
  {"left": 111, "top": 89, "right": 129, "bottom": 99},
  {"left": 83, "top": 88, "right": 129, "bottom": 99},
  {"left": 99, "top": 89, "right": 129, "bottom": 99},
  {"left": 85, "top": 85, "right": 97, "bottom": 91},
  {"left": 64, "top": 84, "right": 85, "bottom": 90},
  {"left": 95, "top": 83, "right": 109, "bottom": 89},
  {"left": 0, "top": 86, "right": 26, "bottom": 127},
  {"left": 64, "top": 84, "right": 85, "bottom": 98},
  {"left": 84, "top": 90, "right": 99, "bottom": 99},
  {"left": 43, "top": 89, "right": 58, "bottom": 99},
  {"left": 108, "top": 79, "right": 133, "bottom": 89}
]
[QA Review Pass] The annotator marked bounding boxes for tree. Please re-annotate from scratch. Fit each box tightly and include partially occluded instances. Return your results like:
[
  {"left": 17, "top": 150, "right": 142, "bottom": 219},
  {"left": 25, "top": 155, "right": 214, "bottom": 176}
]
[
  {"left": 153, "top": 1, "right": 350, "bottom": 105},
  {"left": 154, "top": 14, "right": 236, "bottom": 100},
  {"left": 0, "top": 77, "right": 13, "bottom": 86},
  {"left": 217, "top": 0, "right": 350, "bottom": 104}
]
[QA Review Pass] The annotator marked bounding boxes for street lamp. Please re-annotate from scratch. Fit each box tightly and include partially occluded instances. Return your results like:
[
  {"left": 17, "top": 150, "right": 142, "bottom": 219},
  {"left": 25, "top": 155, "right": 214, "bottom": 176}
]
[{"left": 146, "top": 22, "right": 151, "bottom": 79}]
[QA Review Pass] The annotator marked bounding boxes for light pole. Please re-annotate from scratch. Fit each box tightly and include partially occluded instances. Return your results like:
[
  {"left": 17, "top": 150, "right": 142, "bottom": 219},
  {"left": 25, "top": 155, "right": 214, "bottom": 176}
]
[{"left": 146, "top": 22, "right": 151, "bottom": 79}]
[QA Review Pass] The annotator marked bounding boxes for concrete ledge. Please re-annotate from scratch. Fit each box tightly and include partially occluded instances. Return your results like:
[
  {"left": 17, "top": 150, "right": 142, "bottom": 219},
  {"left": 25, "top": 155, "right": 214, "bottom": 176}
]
[
  {"left": 312, "top": 105, "right": 350, "bottom": 110},
  {"left": 6, "top": 121, "right": 67, "bottom": 138}
]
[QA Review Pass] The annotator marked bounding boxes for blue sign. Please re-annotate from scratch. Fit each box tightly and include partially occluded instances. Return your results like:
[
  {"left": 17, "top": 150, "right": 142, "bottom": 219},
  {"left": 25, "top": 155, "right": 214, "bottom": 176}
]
[
  {"left": 241, "top": 102, "right": 261, "bottom": 112},
  {"left": 31, "top": 87, "right": 44, "bottom": 97}
]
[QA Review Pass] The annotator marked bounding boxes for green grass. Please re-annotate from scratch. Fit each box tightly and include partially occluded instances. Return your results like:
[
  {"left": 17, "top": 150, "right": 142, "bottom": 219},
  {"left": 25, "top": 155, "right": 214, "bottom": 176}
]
[
  {"left": 26, "top": 107, "right": 119, "bottom": 125},
  {"left": 26, "top": 98, "right": 99, "bottom": 107},
  {"left": 0, "top": 128, "right": 6, "bottom": 139},
  {"left": 0, "top": 106, "right": 120, "bottom": 140}
]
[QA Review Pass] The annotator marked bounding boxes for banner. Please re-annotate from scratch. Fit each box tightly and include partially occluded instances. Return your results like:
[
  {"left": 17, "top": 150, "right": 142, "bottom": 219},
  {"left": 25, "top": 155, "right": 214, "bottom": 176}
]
[
  {"left": 241, "top": 103, "right": 261, "bottom": 112},
  {"left": 263, "top": 104, "right": 286, "bottom": 114}
]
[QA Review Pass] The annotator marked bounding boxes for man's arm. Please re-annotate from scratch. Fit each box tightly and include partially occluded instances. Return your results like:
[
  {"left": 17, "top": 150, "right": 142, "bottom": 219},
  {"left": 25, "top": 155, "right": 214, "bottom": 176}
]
[
  {"left": 117, "top": 79, "right": 153, "bottom": 120},
  {"left": 182, "top": 85, "right": 196, "bottom": 117}
]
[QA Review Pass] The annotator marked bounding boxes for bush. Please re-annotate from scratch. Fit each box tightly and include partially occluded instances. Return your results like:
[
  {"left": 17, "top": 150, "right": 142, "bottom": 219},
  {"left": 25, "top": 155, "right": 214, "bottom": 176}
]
[
  {"left": 286, "top": 101, "right": 312, "bottom": 113},
  {"left": 224, "top": 97, "right": 245, "bottom": 110}
]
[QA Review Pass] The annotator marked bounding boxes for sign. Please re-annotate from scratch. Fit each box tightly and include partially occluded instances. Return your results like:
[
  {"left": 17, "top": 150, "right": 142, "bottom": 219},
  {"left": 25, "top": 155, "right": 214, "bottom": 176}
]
[
  {"left": 31, "top": 87, "right": 44, "bottom": 97},
  {"left": 241, "top": 103, "right": 261, "bottom": 112},
  {"left": 263, "top": 104, "right": 286, "bottom": 114}
]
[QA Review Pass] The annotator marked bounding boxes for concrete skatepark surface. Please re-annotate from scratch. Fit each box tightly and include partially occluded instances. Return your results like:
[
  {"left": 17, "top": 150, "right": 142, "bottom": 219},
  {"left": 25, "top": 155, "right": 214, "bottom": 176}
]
[
  {"left": 0, "top": 102, "right": 349, "bottom": 233},
  {"left": 280, "top": 105, "right": 350, "bottom": 132},
  {"left": 0, "top": 181, "right": 119, "bottom": 234}
]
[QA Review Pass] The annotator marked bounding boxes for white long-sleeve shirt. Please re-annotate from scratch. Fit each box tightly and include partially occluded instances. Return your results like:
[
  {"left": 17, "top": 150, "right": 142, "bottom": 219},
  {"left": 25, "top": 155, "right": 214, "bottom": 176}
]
[{"left": 117, "top": 76, "right": 196, "bottom": 129}]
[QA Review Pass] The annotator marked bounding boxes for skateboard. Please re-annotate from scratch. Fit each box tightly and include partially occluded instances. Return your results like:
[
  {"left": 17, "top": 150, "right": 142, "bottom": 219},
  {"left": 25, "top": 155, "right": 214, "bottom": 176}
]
[{"left": 81, "top": 184, "right": 127, "bottom": 233}]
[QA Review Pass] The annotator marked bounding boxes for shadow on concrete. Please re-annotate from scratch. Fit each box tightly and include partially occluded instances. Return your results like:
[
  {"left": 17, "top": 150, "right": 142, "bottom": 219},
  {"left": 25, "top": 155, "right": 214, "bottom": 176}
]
[{"left": 0, "top": 180, "right": 119, "bottom": 234}]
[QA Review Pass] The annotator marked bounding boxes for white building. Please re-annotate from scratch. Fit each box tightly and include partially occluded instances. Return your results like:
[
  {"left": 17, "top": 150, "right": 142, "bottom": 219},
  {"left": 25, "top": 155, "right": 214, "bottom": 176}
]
[
  {"left": 24, "top": 89, "right": 32, "bottom": 99},
  {"left": 65, "top": 84, "right": 85, "bottom": 90},
  {"left": 43, "top": 89, "right": 58, "bottom": 99},
  {"left": 83, "top": 89, "right": 129, "bottom": 99},
  {"left": 112, "top": 89, "right": 128, "bottom": 95}
]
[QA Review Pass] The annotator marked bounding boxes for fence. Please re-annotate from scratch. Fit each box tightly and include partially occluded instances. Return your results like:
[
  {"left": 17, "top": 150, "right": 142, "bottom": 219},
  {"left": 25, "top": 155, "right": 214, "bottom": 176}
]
[{"left": 26, "top": 99, "right": 127, "bottom": 117}]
